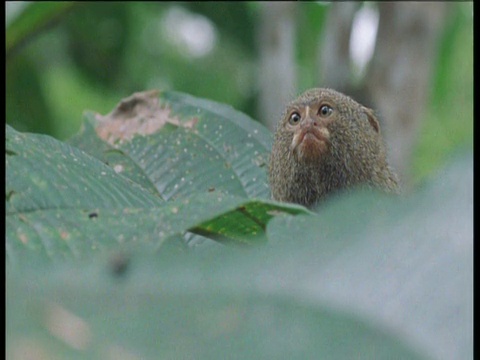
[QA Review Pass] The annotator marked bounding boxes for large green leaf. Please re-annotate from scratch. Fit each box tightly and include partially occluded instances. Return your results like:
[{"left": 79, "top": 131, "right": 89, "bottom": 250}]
[
  {"left": 69, "top": 90, "right": 272, "bottom": 200},
  {"left": 6, "top": 124, "right": 306, "bottom": 264},
  {"left": 7, "top": 248, "right": 427, "bottom": 360},
  {"left": 265, "top": 152, "right": 473, "bottom": 360}
]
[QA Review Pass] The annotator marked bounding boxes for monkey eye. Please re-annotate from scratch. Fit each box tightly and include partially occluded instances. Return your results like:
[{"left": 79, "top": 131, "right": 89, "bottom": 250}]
[
  {"left": 288, "top": 112, "right": 301, "bottom": 125},
  {"left": 319, "top": 105, "right": 333, "bottom": 117}
]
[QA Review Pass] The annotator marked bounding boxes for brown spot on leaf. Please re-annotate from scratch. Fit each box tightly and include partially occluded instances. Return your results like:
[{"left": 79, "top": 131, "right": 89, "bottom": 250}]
[
  {"left": 19, "top": 232, "right": 28, "bottom": 244},
  {"left": 95, "top": 90, "right": 198, "bottom": 145},
  {"left": 44, "top": 303, "right": 92, "bottom": 350}
]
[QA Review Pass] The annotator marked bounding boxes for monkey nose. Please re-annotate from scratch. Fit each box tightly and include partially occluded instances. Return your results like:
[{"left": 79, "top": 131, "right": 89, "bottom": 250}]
[{"left": 304, "top": 117, "right": 319, "bottom": 128}]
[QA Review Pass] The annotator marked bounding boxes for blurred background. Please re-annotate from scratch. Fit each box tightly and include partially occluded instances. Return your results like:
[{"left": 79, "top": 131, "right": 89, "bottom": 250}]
[{"left": 6, "top": 2, "right": 473, "bottom": 188}]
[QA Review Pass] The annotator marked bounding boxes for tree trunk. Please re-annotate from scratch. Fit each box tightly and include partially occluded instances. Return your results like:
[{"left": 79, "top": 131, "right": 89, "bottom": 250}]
[
  {"left": 318, "top": 2, "right": 360, "bottom": 91},
  {"left": 364, "top": 2, "right": 448, "bottom": 187},
  {"left": 318, "top": 2, "right": 449, "bottom": 187},
  {"left": 256, "top": 2, "right": 297, "bottom": 132}
]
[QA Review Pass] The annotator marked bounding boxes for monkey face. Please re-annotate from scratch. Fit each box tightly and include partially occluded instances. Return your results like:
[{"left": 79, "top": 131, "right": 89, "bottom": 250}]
[
  {"left": 283, "top": 97, "right": 335, "bottom": 163},
  {"left": 281, "top": 88, "right": 380, "bottom": 164},
  {"left": 269, "top": 88, "right": 397, "bottom": 207}
]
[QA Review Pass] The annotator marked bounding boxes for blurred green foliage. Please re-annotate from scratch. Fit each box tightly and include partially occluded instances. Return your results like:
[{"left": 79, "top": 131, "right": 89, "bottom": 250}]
[
  {"left": 411, "top": 3, "right": 473, "bottom": 183},
  {"left": 5, "top": 2, "right": 473, "bottom": 185}
]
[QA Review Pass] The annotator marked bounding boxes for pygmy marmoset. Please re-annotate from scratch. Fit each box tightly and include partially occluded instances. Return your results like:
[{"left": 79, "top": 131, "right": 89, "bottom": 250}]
[{"left": 269, "top": 88, "right": 399, "bottom": 208}]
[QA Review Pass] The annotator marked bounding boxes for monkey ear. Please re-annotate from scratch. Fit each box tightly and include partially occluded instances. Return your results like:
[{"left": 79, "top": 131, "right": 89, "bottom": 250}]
[{"left": 363, "top": 107, "right": 380, "bottom": 133}]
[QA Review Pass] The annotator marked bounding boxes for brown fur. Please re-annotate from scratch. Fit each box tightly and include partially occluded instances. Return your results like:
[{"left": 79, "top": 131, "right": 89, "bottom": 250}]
[{"left": 269, "top": 88, "right": 399, "bottom": 208}]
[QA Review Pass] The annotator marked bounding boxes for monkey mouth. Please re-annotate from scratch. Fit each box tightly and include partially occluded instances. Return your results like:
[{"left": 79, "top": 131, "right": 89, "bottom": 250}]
[
  {"left": 291, "top": 128, "right": 330, "bottom": 161},
  {"left": 301, "top": 132, "right": 321, "bottom": 143},
  {"left": 292, "top": 128, "right": 329, "bottom": 148}
]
